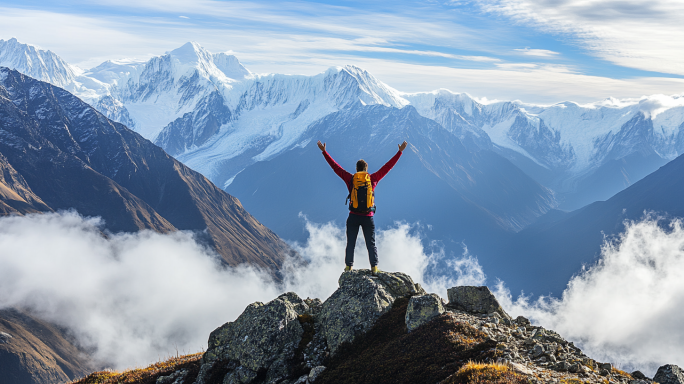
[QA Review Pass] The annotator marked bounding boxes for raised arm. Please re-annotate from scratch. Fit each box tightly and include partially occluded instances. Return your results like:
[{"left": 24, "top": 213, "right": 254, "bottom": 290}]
[
  {"left": 371, "top": 141, "right": 407, "bottom": 184},
  {"left": 318, "top": 141, "right": 352, "bottom": 184}
]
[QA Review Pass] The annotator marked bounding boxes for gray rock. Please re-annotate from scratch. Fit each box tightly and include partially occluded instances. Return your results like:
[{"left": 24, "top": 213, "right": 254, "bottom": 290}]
[
  {"left": 531, "top": 344, "right": 544, "bottom": 358},
  {"left": 654, "top": 364, "right": 684, "bottom": 384},
  {"left": 515, "top": 316, "right": 531, "bottom": 325},
  {"left": 600, "top": 362, "right": 613, "bottom": 371},
  {"left": 196, "top": 292, "right": 308, "bottom": 384},
  {"left": 632, "top": 370, "right": 648, "bottom": 380},
  {"left": 309, "top": 366, "right": 326, "bottom": 382},
  {"left": 157, "top": 369, "right": 188, "bottom": 384},
  {"left": 320, "top": 270, "right": 424, "bottom": 354},
  {"left": 446, "top": 286, "right": 510, "bottom": 319},
  {"left": 223, "top": 366, "right": 257, "bottom": 384},
  {"left": 405, "top": 293, "right": 445, "bottom": 332}
]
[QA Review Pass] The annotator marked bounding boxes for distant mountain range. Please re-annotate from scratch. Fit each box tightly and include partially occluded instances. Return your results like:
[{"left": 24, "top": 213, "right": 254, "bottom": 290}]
[
  {"left": 2, "top": 38, "right": 683, "bottom": 211},
  {"left": 0, "top": 66, "right": 288, "bottom": 270}
]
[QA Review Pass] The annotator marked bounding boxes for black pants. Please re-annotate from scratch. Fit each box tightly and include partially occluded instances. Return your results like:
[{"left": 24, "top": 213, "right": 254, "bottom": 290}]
[{"left": 345, "top": 214, "right": 378, "bottom": 267}]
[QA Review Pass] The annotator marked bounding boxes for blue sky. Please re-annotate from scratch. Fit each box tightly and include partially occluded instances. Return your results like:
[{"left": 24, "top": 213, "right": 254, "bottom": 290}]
[{"left": 1, "top": 0, "right": 683, "bottom": 103}]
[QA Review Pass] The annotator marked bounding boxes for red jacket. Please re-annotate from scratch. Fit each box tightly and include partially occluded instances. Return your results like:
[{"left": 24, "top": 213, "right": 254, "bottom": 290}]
[{"left": 322, "top": 150, "right": 403, "bottom": 216}]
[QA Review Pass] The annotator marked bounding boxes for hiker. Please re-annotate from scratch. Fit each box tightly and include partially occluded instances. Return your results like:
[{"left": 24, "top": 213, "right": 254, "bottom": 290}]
[{"left": 317, "top": 140, "right": 408, "bottom": 275}]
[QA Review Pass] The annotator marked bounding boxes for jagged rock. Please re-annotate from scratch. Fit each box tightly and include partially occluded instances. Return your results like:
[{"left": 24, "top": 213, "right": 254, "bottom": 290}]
[
  {"left": 405, "top": 293, "right": 445, "bottom": 332},
  {"left": 600, "top": 362, "right": 612, "bottom": 371},
  {"left": 654, "top": 364, "right": 684, "bottom": 384},
  {"left": 309, "top": 366, "right": 326, "bottom": 381},
  {"left": 320, "top": 270, "right": 425, "bottom": 353},
  {"left": 446, "top": 286, "right": 510, "bottom": 319},
  {"left": 196, "top": 292, "right": 308, "bottom": 384}
]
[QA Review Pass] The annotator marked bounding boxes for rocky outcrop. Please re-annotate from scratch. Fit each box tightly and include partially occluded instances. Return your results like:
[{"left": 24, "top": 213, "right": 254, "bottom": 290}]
[
  {"left": 74, "top": 270, "right": 668, "bottom": 384},
  {"left": 192, "top": 270, "right": 424, "bottom": 384},
  {"left": 654, "top": 365, "right": 684, "bottom": 384},
  {"left": 319, "top": 270, "right": 425, "bottom": 353},
  {"left": 196, "top": 292, "right": 309, "bottom": 384},
  {"left": 447, "top": 286, "right": 511, "bottom": 319},
  {"left": 405, "top": 293, "right": 445, "bottom": 332}
]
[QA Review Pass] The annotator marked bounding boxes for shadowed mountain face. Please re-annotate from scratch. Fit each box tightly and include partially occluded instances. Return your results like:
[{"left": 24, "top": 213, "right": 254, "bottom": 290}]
[
  {"left": 506, "top": 152, "right": 684, "bottom": 296},
  {"left": 0, "top": 67, "right": 288, "bottom": 269},
  {"left": 0, "top": 309, "right": 93, "bottom": 384},
  {"left": 227, "top": 104, "right": 556, "bottom": 283}
]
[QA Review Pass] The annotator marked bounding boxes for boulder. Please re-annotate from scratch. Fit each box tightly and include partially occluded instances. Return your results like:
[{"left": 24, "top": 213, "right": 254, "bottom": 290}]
[
  {"left": 320, "top": 270, "right": 425, "bottom": 353},
  {"left": 405, "top": 294, "right": 445, "bottom": 332},
  {"left": 446, "top": 286, "right": 510, "bottom": 319},
  {"left": 654, "top": 364, "right": 684, "bottom": 384},
  {"left": 196, "top": 292, "right": 309, "bottom": 384},
  {"left": 309, "top": 366, "right": 326, "bottom": 381}
]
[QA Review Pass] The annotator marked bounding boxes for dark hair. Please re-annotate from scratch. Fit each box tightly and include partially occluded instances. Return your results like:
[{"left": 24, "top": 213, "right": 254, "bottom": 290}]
[{"left": 356, "top": 159, "right": 368, "bottom": 172}]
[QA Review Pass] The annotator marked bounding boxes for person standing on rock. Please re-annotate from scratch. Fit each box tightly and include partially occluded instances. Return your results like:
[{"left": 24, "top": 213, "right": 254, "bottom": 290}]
[{"left": 317, "top": 140, "right": 408, "bottom": 275}]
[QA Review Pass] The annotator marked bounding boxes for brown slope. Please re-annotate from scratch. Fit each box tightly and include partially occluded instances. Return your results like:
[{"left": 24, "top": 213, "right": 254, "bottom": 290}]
[
  {"left": 0, "top": 67, "right": 288, "bottom": 268},
  {"left": 0, "top": 152, "right": 50, "bottom": 215},
  {"left": 0, "top": 309, "right": 93, "bottom": 384}
]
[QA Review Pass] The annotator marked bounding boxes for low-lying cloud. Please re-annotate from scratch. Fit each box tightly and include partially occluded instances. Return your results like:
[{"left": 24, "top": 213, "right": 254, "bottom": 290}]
[
  {"left": 0, "top": 211, "right": 481, "bottom": 370},
  {"left": 496, "top": 218, "right": 684, "bottom": 376}
]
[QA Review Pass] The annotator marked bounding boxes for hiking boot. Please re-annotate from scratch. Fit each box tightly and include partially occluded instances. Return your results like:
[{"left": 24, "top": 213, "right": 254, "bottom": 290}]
[
  {"left": 371, "top": 266, "right": 380, "bottom": 275},
  {"left": 344, "top": 265, "right": 352, "bottom": 272}
]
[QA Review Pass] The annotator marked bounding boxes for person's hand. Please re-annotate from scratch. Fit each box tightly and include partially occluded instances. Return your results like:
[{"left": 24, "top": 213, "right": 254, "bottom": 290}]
[
  {"left": 398, "top": 141, "right": 408, "bottom": 152},
  {"left": 317, "top": 140, "right": 326, "bottom": 152}
]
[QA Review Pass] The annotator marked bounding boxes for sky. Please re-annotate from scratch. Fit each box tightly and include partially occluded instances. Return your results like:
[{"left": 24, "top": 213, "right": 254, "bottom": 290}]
[{"left": 0, "top": 0, "right": 683, "bottom": 103}]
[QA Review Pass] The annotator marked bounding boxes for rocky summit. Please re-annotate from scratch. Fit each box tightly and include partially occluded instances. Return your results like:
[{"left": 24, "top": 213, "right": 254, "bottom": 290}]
[{"left": 74, "top": 270, "right": 682, "bottom": 384}]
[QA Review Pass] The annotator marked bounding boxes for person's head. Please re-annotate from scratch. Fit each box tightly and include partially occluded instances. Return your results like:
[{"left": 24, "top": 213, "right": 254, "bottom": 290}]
[{"left": 356, "top": 159, "right": 368, "bottom": 172}]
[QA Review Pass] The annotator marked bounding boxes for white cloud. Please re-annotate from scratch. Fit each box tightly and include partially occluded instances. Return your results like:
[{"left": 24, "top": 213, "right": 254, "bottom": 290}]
[
  {"left": 477, "top": 0, "right": 684, "bottom": 76},
  {"left": 0, "top": 212, "right": 482, "bottom": 370},
  {"left": 514, "top": 47, "right": 560, "bottom": 57},
  {"left": 496, "top": 217, "right": 684, "bottom": 376}
]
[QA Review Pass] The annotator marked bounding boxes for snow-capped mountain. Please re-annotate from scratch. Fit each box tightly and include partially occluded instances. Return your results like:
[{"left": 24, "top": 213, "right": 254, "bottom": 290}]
[
  {"left": 3, "top": 39, "right": 684, "bottom": 210},
  {"left": 407, "top": 90, "right": 684, "bottom": 208},
  {"left": 0, "top": 38, "right": 78, "bottom": 88}
]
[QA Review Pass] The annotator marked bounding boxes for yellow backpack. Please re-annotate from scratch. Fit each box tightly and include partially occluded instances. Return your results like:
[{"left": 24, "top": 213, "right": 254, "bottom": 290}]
[{"left": 346, "top": 172, "right": 376, "bottom": 213}]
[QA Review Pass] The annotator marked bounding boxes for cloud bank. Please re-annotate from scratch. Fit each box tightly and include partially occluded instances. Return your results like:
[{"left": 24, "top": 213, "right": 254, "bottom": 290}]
[
  {"left": 497, "top": 218, "right": 684, "bottom": 376},
  {"left": 0, "top": 211, "right": 480, "bottom": 370}
]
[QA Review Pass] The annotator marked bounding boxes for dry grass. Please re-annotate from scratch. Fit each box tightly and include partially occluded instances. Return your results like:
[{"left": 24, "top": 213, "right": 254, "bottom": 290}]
[
  {"left": 560, "top": 379, "right": 586, "bottom": 384},
  {"left": 611, "top": 367, "right": 633, "bottom": 379},
  {"left": 69, "top": 352, "right": 203, "bottom": 384},
  {"left": 441, "top": 361, "right": 529, "bottom": 384}
]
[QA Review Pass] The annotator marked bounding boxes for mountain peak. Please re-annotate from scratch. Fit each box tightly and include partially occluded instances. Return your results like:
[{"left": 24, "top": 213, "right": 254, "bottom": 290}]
[
  {"left": 0, "top": 38, "right": 77, "bottom": 87},
  {"left": 168, "top": 41, "right": 211, "bottom": 65}
]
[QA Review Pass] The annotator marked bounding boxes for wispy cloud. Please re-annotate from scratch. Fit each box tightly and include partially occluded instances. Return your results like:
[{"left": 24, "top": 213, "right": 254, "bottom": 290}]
[
  {"left": 476, "top": 0, "right": 684, "bottom": 75},
  {"left": 514, "top": 47, "right": 560, "bottom": 57}
]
